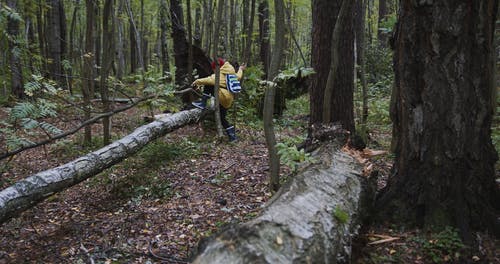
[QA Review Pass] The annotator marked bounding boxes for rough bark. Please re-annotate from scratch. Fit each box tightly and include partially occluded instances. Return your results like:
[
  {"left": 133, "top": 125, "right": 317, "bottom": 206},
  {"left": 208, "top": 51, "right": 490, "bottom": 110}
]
[
  {"left": 192, "top": 133, "right": 373, "bottom": 263},
  {"left": 0, "top": 108, "right": 205, "bottom": 225},
  {"left": 378, "top": 0, "right": 500, "bottom": 241},
  {"left": 377, "top": 0, "right": 388, "bottom": 47},
  {"left": 309, "top": 0, "right": 338, "bottom": 126},
  {"left": 170, "top": 0, "right": 188, "bottom": 86},
  {"left": 7, "top": 0, "right": 24, "bottom": 99},
  {"left": 322, "top": 0, "right": 355, "bottom": 134}
]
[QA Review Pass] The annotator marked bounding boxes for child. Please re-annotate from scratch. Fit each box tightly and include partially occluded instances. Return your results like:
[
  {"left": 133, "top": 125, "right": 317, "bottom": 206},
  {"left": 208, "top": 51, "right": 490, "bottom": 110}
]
[{"left": 191, "top": 58, "right": 246, "bottom": 142}]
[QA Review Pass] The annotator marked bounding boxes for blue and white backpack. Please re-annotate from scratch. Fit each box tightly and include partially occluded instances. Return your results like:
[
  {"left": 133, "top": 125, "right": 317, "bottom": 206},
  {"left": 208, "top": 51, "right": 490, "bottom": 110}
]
[{"left": 225, "top": 74, "right": 241, "bottom": 93}]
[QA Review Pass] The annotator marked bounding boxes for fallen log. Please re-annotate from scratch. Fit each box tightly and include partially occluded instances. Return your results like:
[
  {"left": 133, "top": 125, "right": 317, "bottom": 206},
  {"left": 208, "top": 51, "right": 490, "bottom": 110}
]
[
  {"left": 191, "top": 133, "right": 375, "bottom": 263},
  {"left": 0, "top": 108, "right": 205, "bottom": 224}
]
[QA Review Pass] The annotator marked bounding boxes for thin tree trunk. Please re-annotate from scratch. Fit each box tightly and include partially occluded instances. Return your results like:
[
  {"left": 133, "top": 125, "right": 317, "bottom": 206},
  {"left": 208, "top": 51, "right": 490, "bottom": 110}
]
[
  {"left": 258, "top": 0, "right": 270, "bottom": 79},
  {"left": 263, "top": 0, "right": 286, "bottom": 192},
  {"left": 83, "top": 0, "right": 95, "bottom": 144},
  {"left": 243, "top": 0, "right": 256, "bottom": 64},
  {"left": 125, "top": 0, "right": 144, "bottom": 73},
  {"left": 378, "top": 0, "right": 388, "bottom": 47},
  {"left": 160, "top": 0, "right": 170, "bottom": 75},
  {"left": 212, "top": 0, "right": 225, "bottom": 137},
  {"left": 116, "top": 0, "right": 126, "bottom": 79},
  {"left": 46, "top": 0, "right": 66, "bottom": 86},
  {"left": 68, "top": 1, "right": 80, "bottom": 94},
  {"left": 194, "top": 3, "right": 202, "bottom": 47},
  {"left": 100, "top": 0, "right": 115, "bottom": 145},
  {"left": 187, "top": 0, "right": 194, "bottom": 82},
  {"left": 7, "top": 0, "right": 24, "bottom": 99}
]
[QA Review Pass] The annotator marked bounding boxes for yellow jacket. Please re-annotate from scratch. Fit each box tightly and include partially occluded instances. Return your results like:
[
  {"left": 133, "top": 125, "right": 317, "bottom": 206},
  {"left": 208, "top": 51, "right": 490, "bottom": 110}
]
[{"left": 193, "top": 62, "right": 243, "bottom": 108}]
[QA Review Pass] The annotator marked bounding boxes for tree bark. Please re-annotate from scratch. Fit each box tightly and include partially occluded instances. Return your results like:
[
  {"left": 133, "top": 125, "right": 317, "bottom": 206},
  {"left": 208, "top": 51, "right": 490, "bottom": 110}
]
[
  {"left": 192, "top": 133, "right": 373, "bottom": 263},
  {"left": 7, "top": 0, "right": 24, "bottom": 99},
  {"left": 0, "top": 108, "right": 206, "bottom": 224},
  {"left": 160, "top": 0, "right": 170, "bottom": 75},
  {"left": 243, "top": 0, "right": 256, "bottom": 64},
  {"left": 258, "top": 0, "right": 270, "bottom": 79},
  {"left": 170, "top": 0, "right": 188, "bottom": 87},
  {"left": 309, "top": 0, "right": 338, "bottom": 126},
  {"left": 100, "top": 0, "right": 115, "bottom": 145},
  {"left": 378, "top": 0, "right": 500, "bottom": 241},
  {"left": 46, "top": 0, "right": 66, "bottom": 86},
  {"left": 322, "top": 0, "right": 355, "bottom": 134},
  {"left": 212, "top": 0, "right": 226, "bottom": 137},
  {"left": 82, "top": 0, "right": 96, "bottom": 145},
  {"left": 116, "top": 0, "right": 126, "bottom": 80},
  {"left": 377, "top": 0, "right": 388, "bottom": 47}
]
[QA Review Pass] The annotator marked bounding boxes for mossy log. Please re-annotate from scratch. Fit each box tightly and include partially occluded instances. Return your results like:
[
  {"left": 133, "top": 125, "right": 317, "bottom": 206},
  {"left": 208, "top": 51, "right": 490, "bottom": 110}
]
[
  {"left": 192, "top": 135, "right": 375, "bottom": 263},
  {"left": 0, "top": 108, "right": 204, "bottom": 224}
]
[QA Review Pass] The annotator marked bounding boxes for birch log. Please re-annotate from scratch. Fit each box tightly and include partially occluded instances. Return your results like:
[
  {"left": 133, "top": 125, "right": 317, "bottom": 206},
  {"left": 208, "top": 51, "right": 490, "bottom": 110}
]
[
  {"left": 0, "top": 108, "right": 204, "bottom": 224},
  {"left": 191, "top": 134, "right": 375, "bottom": 263}
]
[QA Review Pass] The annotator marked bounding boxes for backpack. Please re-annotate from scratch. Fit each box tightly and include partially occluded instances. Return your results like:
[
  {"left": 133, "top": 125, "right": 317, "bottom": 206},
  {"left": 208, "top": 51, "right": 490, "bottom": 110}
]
[{"left": 225, "top": 74, "right": 241, "bottom": 93}]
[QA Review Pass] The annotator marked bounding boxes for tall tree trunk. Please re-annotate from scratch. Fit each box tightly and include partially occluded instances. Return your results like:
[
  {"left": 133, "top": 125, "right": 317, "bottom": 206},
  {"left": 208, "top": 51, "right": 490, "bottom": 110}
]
[
  {"left": 203, "top": 0, "right": 214, "bottom": 53},
  {"left": 355, "top": 0, "right": 368, "bottom": 124},
  {"left": 229, "top": 0, "right": 236, "bottom": 57},
  {"left": 264, "top": 0, "right": 286, "bottom": 192},
  {"left": 68, "top": 2, "right": 80, "bottom": 94},
  {"left": 37, "top": 0, "right": 47, "bottom": 74},
  {"left": 322, "top": 0, "right": 355, "bottom": 133},
  {"left": 309, "top": 0, "right": 337, "bottom": 127},
  {"left": 82, "top": 0, "right": 96, "bottom": 144},
  {"left": 100, "top": 0, "right": 115, "bottom": 145},
  {"left": 125, "top": 0, "right": 144, "bottom": 73},
  {"left": 212, "top": 0, "right": 226, "bottom": 138},
  {"left": 194, "top": 3, "right": 202, "bottom": 47},
  {"left": 258, "top": 0, "right": 270, "bottom": 79},
  {"left": 7, "top": 0, "right": 24, "bottom": 99},
  {"left": 170, "top": 0, "right": 188, "bottom": 87},
  {"left": 243, "top": 0, "right": 256, "bottom": 64},
  {"left": 46, "top": 0, "right": 66, "bottom": 86},
  {"left": 377, "top": 0, "right": 388, "bottom": 46},
  {"left": 160, "top": 0, "right": 170, "bottom": 75},
  {"left": 377, "top": 0, "right": 499, "bottom": 242},
  {"left": 129, "top": 15, "right": 137, "bottom": 73},
  {"left": 116, "top": 0, "right": 126, "bottom": 79},
  {"left": 242, "top": 0, "right": 250, "bottom": 58},
  {"left": 187, "top": 0, "right": 194, "bottom": 82}
]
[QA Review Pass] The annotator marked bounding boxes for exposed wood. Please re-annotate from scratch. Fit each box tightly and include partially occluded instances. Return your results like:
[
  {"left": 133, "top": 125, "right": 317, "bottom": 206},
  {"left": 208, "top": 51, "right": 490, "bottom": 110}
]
[
  {"left": 191, "top": 133, "right": 374, "bottom": 263},
  {"left": 0, "top": 108, "right": 206, "bottom": 224}
]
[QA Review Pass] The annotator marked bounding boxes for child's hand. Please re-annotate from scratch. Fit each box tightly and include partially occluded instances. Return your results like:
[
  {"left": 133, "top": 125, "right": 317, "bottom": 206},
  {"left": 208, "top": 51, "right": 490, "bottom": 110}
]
[{"left": 239, "top": 63, "right": 247, "bottom": 71}]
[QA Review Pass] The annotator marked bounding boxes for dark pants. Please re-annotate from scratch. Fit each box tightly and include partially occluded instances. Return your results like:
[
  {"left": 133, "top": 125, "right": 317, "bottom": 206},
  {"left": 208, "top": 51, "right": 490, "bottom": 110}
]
[{"left": 204, "top": 86, "right": 232, "bottom": 129}]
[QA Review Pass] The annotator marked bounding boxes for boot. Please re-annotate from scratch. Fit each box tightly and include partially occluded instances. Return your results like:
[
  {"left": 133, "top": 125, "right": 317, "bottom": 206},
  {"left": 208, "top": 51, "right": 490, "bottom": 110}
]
[
  {"left": 225, "top": 126, "right": 237, "bottom": 142},
  {"left": 192, "top": 93, "right": 210, "bottom": 109}
]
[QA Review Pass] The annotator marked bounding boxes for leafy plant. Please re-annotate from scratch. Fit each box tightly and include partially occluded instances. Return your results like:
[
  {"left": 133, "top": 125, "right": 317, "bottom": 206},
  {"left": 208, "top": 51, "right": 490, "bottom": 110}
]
[
  {"left": 276, "top": 142, "right": 314, "bottom": 172},
  {"left": 413, "top": 227, "right": 465, "bottom": 263},
  {"left": 333, "top": 206, "right": 349, "bottom": 224}
]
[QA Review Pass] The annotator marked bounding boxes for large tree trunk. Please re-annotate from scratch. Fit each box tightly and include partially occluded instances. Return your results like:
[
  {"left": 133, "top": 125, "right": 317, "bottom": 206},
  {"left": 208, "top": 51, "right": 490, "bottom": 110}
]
[
  {"left": 322, "top": 0, "right": 355, "bottom": 134},
  {"left": 7, "top": 0, "right": 24, "bottom": 99},
  {"left": 378, "top": 0, "right": 499, "bottom": 241},
  {"left": 309, "top": 0, "right": 338, "bottom": 126},
  {"left": 377, "top": 0, "right": 388, "bottom": 47},
  {"left": 192, "top": 132, "right": 373, "bottom": 263},
  {"left": 170, "top": 0, "right": 188, "bottom": 87},
  {"left": 0, "top": 108, "right": 205, "bottom": 224}
]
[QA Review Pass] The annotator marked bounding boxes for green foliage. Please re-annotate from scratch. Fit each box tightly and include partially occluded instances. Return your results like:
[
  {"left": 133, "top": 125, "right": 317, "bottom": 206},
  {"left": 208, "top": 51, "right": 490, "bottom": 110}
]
[
  {"left": 333, "top": 206, "right": 349, "bottom": 224},
  {"left": 414, "top": 227, "right": 465, "bottom": 263},
  {"left": 276, "top": 142, "right": 314, "bottom": 172},
  {"left": 137, "top": 138, "right": 200, "bottom": 168},
  {"left": 140, "top": 69, "right": 179, "bottom": 113},
  {"left": 364, "top": 44, "right": 394, "bottom": 97},
  {"left": 236, "top": 65, "right": 265, "bottom": 120},
  {"left": 378, "top": 13, "right": 397, "bottom": 35},
  {"left": 1, "top": 97, "right": 62, "bottom": 152}
]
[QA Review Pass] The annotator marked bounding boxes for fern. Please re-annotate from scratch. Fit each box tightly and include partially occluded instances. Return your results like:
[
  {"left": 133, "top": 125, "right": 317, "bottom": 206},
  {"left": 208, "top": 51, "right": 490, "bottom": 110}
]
[{"left": 39, "top": 121, "right": 63, "bottom": 135}]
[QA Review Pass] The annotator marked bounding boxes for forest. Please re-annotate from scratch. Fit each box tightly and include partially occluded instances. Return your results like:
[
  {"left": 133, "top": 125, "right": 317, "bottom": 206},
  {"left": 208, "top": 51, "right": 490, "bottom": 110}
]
[{"left": 0, "top": 0, "right": 499, "bottom": 263}]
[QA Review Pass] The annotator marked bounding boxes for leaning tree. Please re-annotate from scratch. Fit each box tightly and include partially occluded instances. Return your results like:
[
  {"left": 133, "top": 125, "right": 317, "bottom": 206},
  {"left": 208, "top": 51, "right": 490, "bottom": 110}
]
[{"left": 377, "top": 0, "right": 499, "bottom": 241}]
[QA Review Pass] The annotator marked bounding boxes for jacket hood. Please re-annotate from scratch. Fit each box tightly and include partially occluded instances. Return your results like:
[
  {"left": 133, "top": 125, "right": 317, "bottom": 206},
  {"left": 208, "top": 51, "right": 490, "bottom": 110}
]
[{"left": 220, "top": 62, "right": 236, "bottom": 75}]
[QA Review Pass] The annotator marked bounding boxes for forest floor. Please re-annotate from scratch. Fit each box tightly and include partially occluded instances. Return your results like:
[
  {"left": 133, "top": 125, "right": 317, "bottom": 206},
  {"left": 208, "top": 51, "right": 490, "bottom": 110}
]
[{"left": 0, "top": 102, "right": 498, "bottom": 264}]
